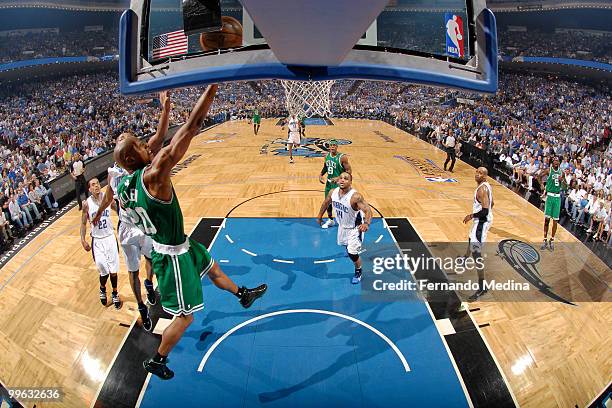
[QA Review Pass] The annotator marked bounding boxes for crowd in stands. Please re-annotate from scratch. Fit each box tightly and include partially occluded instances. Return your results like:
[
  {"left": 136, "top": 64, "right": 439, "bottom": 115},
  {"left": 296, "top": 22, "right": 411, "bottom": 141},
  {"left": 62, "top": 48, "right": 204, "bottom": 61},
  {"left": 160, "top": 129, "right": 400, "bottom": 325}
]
[
  {"left": 0, "top": 30, "right": 118, "bottom": 64},
  {"left": 0, "top": 70, "right": 610, "bottom": 252},
  {"left": 498, "top": 29, "right": 612, "bottom": 63},
  {"left": 1, "top": 21, "right": 611, "bottom": 65},
  {"left": 377, "top": 74, "right": 611, "bottom": 245}
]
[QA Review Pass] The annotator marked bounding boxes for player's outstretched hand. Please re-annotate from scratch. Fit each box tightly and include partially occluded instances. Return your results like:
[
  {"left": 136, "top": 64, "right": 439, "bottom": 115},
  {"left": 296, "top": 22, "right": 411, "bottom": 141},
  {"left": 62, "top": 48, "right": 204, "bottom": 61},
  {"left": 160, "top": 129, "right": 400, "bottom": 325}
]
[
  {"left": 462, "top": 214, "right": 472, "bottom": 224},
  {"left": 358, "top": 223, "right": 369, "bottom": 233},
  {"left": 160, "top": 90, "right": 171, "bottom": 109},
  {"left": 81, "top": 240, "right": 91, "bottom": 251},
  {"left": 319, "top": 175, "right": 326, "bottom": 184}
]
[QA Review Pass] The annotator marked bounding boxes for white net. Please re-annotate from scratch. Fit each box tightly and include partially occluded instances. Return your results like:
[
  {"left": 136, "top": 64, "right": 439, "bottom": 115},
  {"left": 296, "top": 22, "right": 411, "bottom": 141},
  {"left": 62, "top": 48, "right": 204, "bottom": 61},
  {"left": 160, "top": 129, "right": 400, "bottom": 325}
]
[{"left": 280, "top": 80, "right": 334, "bottom": 118}]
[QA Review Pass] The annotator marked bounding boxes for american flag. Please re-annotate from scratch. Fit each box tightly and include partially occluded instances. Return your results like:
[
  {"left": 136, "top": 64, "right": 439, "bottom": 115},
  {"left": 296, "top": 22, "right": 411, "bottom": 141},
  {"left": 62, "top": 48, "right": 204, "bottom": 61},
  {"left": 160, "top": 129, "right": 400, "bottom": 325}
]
[{"left": 152, "top": 30, "right": 188, "bottom": 59}]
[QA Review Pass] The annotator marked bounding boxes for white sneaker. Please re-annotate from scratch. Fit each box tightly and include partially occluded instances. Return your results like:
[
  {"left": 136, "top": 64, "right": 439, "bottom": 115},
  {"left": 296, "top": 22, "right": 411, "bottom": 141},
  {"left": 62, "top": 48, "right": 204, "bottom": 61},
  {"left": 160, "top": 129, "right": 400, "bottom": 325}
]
[
  {"left": 289, "top": 158, "right": 294, "bottom": 163},
  {"left": 321, "top": 219, "right": 335, "bottom": 229},
  {"left": 586, "top": 228, "right": 592, "bottom": 233}
]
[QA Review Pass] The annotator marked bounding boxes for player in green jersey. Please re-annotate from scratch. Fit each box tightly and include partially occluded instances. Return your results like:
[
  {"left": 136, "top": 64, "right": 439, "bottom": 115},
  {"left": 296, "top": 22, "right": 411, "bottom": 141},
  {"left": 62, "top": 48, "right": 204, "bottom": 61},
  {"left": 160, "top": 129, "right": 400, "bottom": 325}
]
[
  {"left": 318, "top": 139, "right": 352, "bottom": 228},
  {"left": 114, "top": 85, "right": 267, "bottom": 380},
  {"left": 541, "top": 156, "right": 564, "bottom": 251},
  {"left": 252, "top": 109, "right": 261, "bottom": 135},
  {"left": 299, "top": 114, "right": 306, "bottom": 138}
]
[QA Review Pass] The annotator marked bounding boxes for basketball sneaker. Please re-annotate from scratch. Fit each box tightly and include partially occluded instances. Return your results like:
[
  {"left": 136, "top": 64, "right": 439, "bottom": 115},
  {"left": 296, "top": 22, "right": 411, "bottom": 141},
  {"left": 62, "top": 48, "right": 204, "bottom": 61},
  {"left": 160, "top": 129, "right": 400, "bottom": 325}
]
[
  {"left": 144, "top": 279, "right": 157, "bottom": 305},
  {"left": 99, "top": 288, "right": 107, "bottom": 306},
  {"left": 351, "top": 271, "right": 362, "bottom": 284},
  {"left": 321, "top": 219, "right": 335, "bottom": 229},
  {"left": 112, "top": 292, "right": 122, "bottom": 310},
  {"left": 238, "top": 284, "right": 267, "bottom": 308},
  {"left": 548, "top": 239, "right": 555, "bottom": 252},
  {"left": 138, "top": 303, "right": 152, "bottom": 331},
  {"left": 289, "top": 158, "right": 294, "bottom": 164},
  {"left": 143, "top": 358, "right": 174, "bottom": 380},
  {"left": 540, "top": 239, "right": 548, "bottom": 250}
]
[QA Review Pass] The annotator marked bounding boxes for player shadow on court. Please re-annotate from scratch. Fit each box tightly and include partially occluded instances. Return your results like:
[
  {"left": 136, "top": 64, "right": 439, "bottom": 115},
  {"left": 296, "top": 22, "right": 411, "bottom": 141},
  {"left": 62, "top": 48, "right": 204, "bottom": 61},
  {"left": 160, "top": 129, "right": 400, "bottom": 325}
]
[
  {"left": 186, "top": 294, "right": 371, "bottom": 351},
  {"left": 276, "top": 218, "right": 328, "bottom": 230},
  {"left": 250, "top": 252, "right": 352, "bottom": 291},
  {"left": 256, "top": 303, "right": 432, "bottom": 403}
]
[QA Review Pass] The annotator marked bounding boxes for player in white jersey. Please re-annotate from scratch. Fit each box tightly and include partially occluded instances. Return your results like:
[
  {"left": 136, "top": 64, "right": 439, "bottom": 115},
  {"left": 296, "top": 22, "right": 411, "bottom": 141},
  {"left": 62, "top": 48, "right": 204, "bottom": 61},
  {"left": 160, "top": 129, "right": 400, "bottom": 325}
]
[
  {"left": 93, "top": 91, "right": 172, "bottom": 331},
  {"left": 105, "top": 163, "right": 155, "bottom": 330},
  {"left": 462, "top": 167, "right": 493, "bottom": 301},
  {"left": 287, "top": 114, "right": 301, "bottom": 164},
  {"left": 317, "top": 172, "right": 372, "bottom": 284},
  {"left": 80, "top": 178, "right": 122, "bottom": 309}
]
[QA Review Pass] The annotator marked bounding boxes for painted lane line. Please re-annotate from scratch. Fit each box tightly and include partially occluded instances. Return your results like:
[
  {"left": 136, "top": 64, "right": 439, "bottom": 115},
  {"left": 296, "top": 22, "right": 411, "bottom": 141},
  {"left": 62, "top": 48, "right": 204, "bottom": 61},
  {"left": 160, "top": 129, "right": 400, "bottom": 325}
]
[
  {"left": 219, "top": 260, "right": 230, "bottom": 263},
  {"left": 241, "top": 249, "right": 258, "bottom": 257},
  {"left": 225, "top": 235, "right": 234, "bottom": 244},
  {"left": 197, "top": 309, "right": 410, "bottom": 373},
  {"left": 375, "top": 235, "right": 383, "bottom": 243},
  {"left": 273, "top": 259, "right": 294, "bottom": 264},
  {"left": 313, "top": 259, "right": 335, "bottom": 264}
]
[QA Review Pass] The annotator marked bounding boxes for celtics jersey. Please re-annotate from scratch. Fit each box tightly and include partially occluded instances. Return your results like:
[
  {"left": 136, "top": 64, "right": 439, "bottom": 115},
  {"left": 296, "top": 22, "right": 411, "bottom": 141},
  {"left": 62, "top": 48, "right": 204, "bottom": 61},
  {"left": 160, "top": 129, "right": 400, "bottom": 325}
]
[
  {"left": 546, "top": 167, "right": 562, "bottom": 194},
  {"left": 325, "top": 153, "right": 344, "bottom": 184},
  {"left": 117, "top": 167, "right": 184, "bottom": 245},
  {"left": 253, "top": 111, "right": 260, "bottom": 123}
]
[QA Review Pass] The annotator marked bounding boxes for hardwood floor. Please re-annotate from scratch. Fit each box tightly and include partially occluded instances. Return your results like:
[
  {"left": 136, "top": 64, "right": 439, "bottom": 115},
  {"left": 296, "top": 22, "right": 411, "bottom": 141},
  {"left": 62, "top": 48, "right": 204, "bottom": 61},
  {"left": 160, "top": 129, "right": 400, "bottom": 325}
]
[{"left": 0, "top": 119, "right": 609, "bottom": 407}]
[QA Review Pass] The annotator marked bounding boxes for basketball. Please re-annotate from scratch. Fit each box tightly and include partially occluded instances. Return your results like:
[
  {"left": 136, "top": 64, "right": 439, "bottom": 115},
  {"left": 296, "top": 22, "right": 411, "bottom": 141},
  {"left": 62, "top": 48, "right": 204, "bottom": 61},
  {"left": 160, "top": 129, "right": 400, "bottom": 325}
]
[{"left": 199, "top": 16, "right": 243, "bottom": 51}]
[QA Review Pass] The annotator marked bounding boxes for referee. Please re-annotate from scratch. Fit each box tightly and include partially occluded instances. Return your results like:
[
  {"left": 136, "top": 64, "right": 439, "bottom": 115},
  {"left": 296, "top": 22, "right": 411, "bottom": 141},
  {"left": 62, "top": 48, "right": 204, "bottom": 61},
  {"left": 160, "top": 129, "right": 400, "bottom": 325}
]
[
  {"left": 443, "top": 131, "right": 457, "bottom": 172},
  {"left": 70, "top": 153, "right": 87, "bottom": 210}
]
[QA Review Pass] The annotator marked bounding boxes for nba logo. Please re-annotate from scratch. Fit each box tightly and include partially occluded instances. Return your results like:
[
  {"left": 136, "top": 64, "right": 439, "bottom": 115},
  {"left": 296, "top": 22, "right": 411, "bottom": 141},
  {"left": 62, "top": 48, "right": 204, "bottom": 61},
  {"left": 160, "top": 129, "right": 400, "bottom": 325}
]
[{"left": 445, "top": 13, "right": 465, "bottom": 58}]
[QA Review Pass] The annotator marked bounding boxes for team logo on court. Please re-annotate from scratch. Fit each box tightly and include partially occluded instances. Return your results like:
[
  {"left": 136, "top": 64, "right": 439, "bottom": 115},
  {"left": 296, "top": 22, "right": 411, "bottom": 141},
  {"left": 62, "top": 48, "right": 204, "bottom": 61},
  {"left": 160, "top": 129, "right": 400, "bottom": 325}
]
[
  {"left": 497, "top": 239, "right": 574, "bottom": 305},
  {"left": 394, "top": 155, "right": 457, "bottom": 182},
  {"left": 260, "top": 137, "right": 351, "bottom": 158}
]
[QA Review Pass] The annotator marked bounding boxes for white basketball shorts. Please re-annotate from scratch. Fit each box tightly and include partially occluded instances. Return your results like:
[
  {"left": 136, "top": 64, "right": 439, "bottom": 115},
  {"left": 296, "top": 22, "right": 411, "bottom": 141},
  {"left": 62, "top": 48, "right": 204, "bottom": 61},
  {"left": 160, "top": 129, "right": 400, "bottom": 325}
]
[
  {"left": 469, "top": 218, "right": 492, "bottom": 253},
  {"left": 92, "top": 234, "right": 120, "bottom": 276},
  {"left": 337, "top": 226, "right": 364, "bottom": 255},
  {"left": 288, "top": 131, "right": 301, "bottom": 145},
  {"left": 118, "top": 222, "right": 153, "bottom": 272}
]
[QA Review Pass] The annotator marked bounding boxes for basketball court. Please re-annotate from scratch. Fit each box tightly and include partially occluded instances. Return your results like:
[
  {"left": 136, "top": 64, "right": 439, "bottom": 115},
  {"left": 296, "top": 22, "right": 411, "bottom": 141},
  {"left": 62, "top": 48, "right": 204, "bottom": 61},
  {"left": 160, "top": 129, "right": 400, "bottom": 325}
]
[
  {"left": 0, "top": 119, "right": 609, "bottom": 407},
  {"left": 0, "top": 0, "right": 610, "bottom": 406}
]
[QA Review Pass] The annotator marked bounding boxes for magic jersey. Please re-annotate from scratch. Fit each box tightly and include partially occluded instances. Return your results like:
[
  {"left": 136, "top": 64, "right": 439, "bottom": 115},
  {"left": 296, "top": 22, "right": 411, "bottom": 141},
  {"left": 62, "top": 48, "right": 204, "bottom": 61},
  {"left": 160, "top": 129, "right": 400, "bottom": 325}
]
[{"left": 331, "top": 188, "right": 363, "bottom": 228}]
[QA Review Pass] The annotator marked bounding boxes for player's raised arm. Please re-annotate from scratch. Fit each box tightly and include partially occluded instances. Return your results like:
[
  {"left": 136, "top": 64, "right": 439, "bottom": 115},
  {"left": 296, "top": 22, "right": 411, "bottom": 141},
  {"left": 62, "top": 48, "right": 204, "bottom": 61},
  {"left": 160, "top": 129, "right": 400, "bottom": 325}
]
[
  {"left": 341, "top": 155, "right": 352, "bottom": 175},
  {"left": 92, "top": 174, "right": 114, "bottom": 225},
  {"left": 317, "top": 190, "right": 334, "bottom": 225},
  {"left": 351, "top": 192, "right": 372, "bottom": 232},
  {"left": 148, "top": 91, "right": 172, "bottom": 157},
  {"left": 151, "top": 85, "right": 217, "bottom": 178},
  {"left": 80, "top": 201, "right": 91, "bottom": 251}
]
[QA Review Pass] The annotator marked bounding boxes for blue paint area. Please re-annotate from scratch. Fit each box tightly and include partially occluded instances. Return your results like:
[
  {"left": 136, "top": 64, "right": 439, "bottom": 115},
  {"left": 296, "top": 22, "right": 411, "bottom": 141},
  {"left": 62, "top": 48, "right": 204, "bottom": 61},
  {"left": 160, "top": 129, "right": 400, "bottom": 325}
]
[
  {"left": 303, "top": 117, "right": 328, "bottom": 126},
  {"left": 139, "top": 218, "right": 469, "bottom": 408}
]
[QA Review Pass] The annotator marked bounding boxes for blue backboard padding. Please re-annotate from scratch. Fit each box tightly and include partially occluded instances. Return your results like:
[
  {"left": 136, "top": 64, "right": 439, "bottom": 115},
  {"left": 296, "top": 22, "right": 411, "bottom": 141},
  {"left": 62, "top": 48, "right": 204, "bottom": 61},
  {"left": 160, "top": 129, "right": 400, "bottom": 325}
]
[{"left": 119, "top": 8, "right": 498, "bottom": 95}]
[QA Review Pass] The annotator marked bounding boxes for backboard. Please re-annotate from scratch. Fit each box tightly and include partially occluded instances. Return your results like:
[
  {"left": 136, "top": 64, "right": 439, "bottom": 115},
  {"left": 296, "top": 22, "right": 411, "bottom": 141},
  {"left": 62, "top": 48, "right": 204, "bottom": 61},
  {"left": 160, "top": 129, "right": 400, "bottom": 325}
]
[{"left": 120, "top": 0, "right": 497, "bottom": 95}]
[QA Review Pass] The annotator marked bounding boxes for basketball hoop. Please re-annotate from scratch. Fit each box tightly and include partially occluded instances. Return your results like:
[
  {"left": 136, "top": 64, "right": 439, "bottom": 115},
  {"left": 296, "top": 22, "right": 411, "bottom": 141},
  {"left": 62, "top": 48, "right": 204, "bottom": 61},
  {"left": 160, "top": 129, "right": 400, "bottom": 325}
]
[{"left": 280, "top": 80, "right": 334, "bottom": 118}]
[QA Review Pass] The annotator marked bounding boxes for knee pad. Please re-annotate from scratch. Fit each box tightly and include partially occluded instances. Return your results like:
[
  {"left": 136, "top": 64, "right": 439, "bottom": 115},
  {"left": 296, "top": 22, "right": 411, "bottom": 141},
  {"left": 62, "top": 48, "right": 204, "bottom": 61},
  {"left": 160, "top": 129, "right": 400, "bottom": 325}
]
[{"left": 348, "top": 252, "right": 360, "bottom": 262}]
